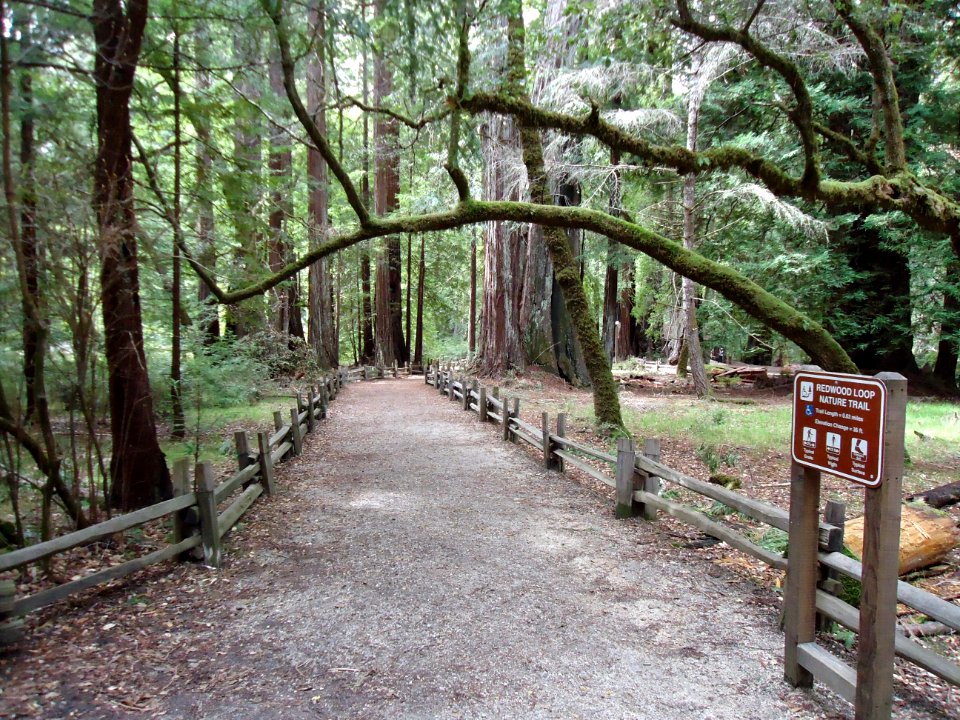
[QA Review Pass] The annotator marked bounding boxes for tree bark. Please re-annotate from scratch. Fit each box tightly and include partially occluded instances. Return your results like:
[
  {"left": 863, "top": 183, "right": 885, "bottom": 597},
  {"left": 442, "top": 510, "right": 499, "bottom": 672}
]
[
  {"left": 170, "top": 28, "right": 185, "bottom": 437},
  {"left": 16, "top": 8, "right": 39, "bottom": 420},
  {"left": 682, "top": 63, "right": 709, "bottom": 398},
  {"left": 307, "top": 0, "right": 338, "bottom": 368},
  {"left": 193, "top": 27, "right": 218, "bottom": 343},
  {"left": 92, "top": 0, "right": 171, "bottom": 510},
  {"left": 414, "top": 234, "right": 425, "bottom": 366},
  {"left": 601, "top": 148, "right": 621, "bottom": 363},
  {"left": 477, "top": 114, "right": 526, "bottom": 375},
  {"left": 933, "top": 258, "right": 960, "bottom": 392},
  {"left": 372, "top": 0, "right": 406, "bottom": 367},
  {"left": 520, "top": 0, "right": 588, "bottom": 383},
  {"left": 469, "top": 233, "right": 477, "bottom": 355},
  {"left": 268, "top": 55, "right": 294, "bottom": 340},
  {"left": 224, "top": 32, "right": 265, "bottom": 338},
  {"left": 507, "top": 13, "right": 623, "bottom": 428}
]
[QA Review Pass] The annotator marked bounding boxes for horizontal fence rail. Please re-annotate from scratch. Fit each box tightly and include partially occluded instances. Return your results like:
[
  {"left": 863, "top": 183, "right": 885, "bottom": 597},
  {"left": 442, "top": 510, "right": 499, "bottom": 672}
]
[
  {"left": 423, "top": 363, "right": 960, "bottom": 692},
  {"left": 0, "top": 365, "right": 403, "bottom": 641}
]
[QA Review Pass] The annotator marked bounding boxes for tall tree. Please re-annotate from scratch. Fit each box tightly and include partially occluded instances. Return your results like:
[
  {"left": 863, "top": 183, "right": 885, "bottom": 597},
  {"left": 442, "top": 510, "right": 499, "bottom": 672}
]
[
  {"left": 372, "top": 0, "right": 407, "bottom": 367},
  {"left": 414, "top": 234, "right": 425, "bottom": 366},
  {"left": 15, "top": 5, "right": 40, "bottom": 419},
  {"left": 268, "top": 54, "right": 296, "bottom": 340},
  {"left": 307, "top": 0, "right": 338, "bottom": 367},
  {"left": 359, "top": 0, "right": 375, "bottom": 363},
  {"left": 193, "top": 25, "right": 219, "bottom": 343},
  {"left": 92, "top": 0, "right": 171, "bottom": 509},
  {"left": 224, "top": 31, "right": 265, "bottom": 338},
  {"left": 476, "top": 113, "right": 526, "bottom": 374},
  {"left": 520, "top": 0, "right": 589, "bottom": 384},
  {"left": 170, "top": 24, "right": 185, "bottom": 436}
]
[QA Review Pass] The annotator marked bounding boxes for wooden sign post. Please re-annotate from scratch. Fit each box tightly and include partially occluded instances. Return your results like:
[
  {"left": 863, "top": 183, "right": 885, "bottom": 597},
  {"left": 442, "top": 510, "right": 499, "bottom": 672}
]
[{"left": 784, "top": 371, "right": 906, "bottom": 720}]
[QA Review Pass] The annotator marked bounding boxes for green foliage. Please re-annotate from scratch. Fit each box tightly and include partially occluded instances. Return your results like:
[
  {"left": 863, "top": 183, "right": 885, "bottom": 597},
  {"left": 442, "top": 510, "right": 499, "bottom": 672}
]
[
  {"left": 752, "top": 527, "right": 789, "bottom": 555},
  {"left": 695, "top": 442, "right": 739, "bottom": 474}
]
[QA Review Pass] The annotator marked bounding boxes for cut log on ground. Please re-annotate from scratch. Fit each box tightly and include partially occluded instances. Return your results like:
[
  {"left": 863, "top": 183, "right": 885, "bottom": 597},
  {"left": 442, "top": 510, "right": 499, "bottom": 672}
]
[
  {"left": 844, "top": 504, "right": 960, "bottom": 576},
  {"left": 906, "top": 480, "right": 960, "bottom": 510}
]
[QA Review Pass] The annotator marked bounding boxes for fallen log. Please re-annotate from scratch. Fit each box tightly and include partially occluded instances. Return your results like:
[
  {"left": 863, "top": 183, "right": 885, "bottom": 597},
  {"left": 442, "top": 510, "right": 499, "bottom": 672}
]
[
  {"left": 844, "top": 504, "right": 959, "bottom": 576},
  {"left": 906, "top": 480, "right": 960, "bottom": 510}
]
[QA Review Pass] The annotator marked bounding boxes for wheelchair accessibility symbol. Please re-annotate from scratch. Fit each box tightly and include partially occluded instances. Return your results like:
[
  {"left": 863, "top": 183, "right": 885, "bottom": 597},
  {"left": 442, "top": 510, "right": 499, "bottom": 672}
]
[{"left": 804, "top": 404, "right": 814, "bottom": 417}]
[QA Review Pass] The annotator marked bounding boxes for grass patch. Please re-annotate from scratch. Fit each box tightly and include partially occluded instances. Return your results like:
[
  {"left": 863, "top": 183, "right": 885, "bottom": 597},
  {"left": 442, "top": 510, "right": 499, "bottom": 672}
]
[
  {"left": 623, "top": 396, "right": 960, "bottom": 470},
  {"left": 624, "top": 402, "right": 792, "bottom": 452}
]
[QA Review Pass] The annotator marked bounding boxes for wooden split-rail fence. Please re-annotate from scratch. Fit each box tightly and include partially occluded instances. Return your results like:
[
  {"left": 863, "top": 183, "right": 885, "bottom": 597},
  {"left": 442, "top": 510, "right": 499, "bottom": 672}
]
[
  {"left": 424, "top": 363, "right": 960, "bottom": 697},
  {"left": 0, "top": 368, "right": 365, "bottom": 643}
]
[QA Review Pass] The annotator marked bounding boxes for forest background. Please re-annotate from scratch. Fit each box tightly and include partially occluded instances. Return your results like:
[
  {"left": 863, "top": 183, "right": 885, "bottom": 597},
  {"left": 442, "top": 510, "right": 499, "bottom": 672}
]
[{"left": 0, "top": 0, "right": 958, "bottom": 545}]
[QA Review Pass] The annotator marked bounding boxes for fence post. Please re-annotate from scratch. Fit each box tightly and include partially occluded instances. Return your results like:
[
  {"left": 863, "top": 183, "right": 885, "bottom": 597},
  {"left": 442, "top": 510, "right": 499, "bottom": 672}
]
[
  {"left": 640, "top": 438, "right": 661, "bottom": 521},
  {"left": 272, "top": 410, "right": 287, "bottom": 459},
  {"left": 0, "top": 579, "right": 22, "bottom": 644},
  {"left": 171, "top": 458, "right": 192, "bottom": 547},
  {"left": 855, "top": 373, "right": 907, "bottom": 719},
  {"left": 501, "top": 396, "right": 511, "bottom": 441},
  {"left": 817, "top": 500, "right": 846, "bottom": 631},
  {"left": 784, "top": 462, "right": 820, "bottom": 689},
  {"left": 320, "top": 381, "right": 329, "bottom": 419},
  {"left": 234, "top": 431, "right": 253, "bottom": 472},
  {"left": 510, "top": 399, "right": 520, "bottom": 443},
  {"left": 296, "top": 391, "right": 304, "bottom": 414},
  {"left": 195, "top": 462, "right": 221, "bottom": 568},
  {"left": 449, "top": 375, "right": 457, "bottom": 402},
  {"left": 479, "top": 387, "right": 487, "bottom": 422},
  {"left": 555, "top": 413, "right": 566, "bottom": 471},
  {"left": 541, "top": 412, "right": 559, "bottom": 470},
  {"left": 462, "top": 377, "right": 471, "bottom": 410},
  {"left": 257, "top": 431, "right": 276, "bottom": 496},
  {"left": 306, "top": 390, "right": 316, "bottom": 432},
  {"left": 289, "top": 408, "right": 303, "bottom": 456},
  {"left": 615, "top": 437, "right": 638, "bottom": 519}
]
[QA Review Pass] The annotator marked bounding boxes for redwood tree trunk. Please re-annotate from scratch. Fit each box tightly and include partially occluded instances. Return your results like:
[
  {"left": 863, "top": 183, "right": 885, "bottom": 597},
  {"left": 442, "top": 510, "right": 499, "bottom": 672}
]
[
  {"left": 307, "top": 0, "right": 338, "bottom": 368},
  {"left": 519, "top": 0, "right": 588, "bottom": 384},
  {"left": 18, "top": 11, "right": 39, "bottom": 419},
  {"left": 93, "top": 0, "right": 171, "bottom": 510},
  {"left": 193, "top": 27, "right": 219, "bottom": 343},
  {"left": 477, "top": 114, "right": 526, "bottom": 375},
  {"left": 373, "top": 0, "right": 406, "bottom": 367},
  {"left": 469, "top": 234, "right": 477, "bottom": 355},
  {"left": 414, "top": 234, "right": 425, "bottom": 366},
  {"left": 268, "top": 56, "right": 293, "bottom": 340}
]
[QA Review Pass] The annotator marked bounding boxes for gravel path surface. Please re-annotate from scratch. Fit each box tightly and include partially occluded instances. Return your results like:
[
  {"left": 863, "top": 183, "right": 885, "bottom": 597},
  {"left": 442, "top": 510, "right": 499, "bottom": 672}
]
[{"left": 155, "top": 377, "right": 839, "bottom": 719}]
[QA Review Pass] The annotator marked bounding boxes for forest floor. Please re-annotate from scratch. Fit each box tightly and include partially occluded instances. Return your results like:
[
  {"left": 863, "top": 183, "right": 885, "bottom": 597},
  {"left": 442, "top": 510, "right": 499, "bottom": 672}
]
[{"left": 0, "top": 376, "right": 956, "bottom": 718}]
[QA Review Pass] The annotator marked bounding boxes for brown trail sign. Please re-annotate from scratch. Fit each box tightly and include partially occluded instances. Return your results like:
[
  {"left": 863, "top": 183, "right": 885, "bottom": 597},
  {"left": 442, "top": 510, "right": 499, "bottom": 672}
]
[
  {"left": 791, "top": 372, "right": 886, "bottom": 487},
  {"left": 784, "top": 370, "right": 907, "bottom": 720}
]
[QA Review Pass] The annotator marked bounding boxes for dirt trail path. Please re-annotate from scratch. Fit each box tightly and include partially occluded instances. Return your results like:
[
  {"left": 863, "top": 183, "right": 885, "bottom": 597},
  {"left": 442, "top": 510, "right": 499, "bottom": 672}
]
[{"left": 1, "top": 378, "right": 842, "bottom": 719}]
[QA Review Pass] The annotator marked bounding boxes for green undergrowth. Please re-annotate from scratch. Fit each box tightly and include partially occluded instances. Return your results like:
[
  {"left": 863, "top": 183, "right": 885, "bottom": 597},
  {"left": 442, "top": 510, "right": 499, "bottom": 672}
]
[
  {"left": 617, "top": 397, "right": 960, "bottom": 471},
  {"left": 161, "top": 398, "right": 291, "bottom": 466}
]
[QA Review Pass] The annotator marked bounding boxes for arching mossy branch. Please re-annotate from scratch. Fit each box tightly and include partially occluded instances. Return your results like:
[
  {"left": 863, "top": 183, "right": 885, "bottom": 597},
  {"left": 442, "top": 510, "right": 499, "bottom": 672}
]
[{"left": 179, "top": 196, "right": 857, "bottom": 374}]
